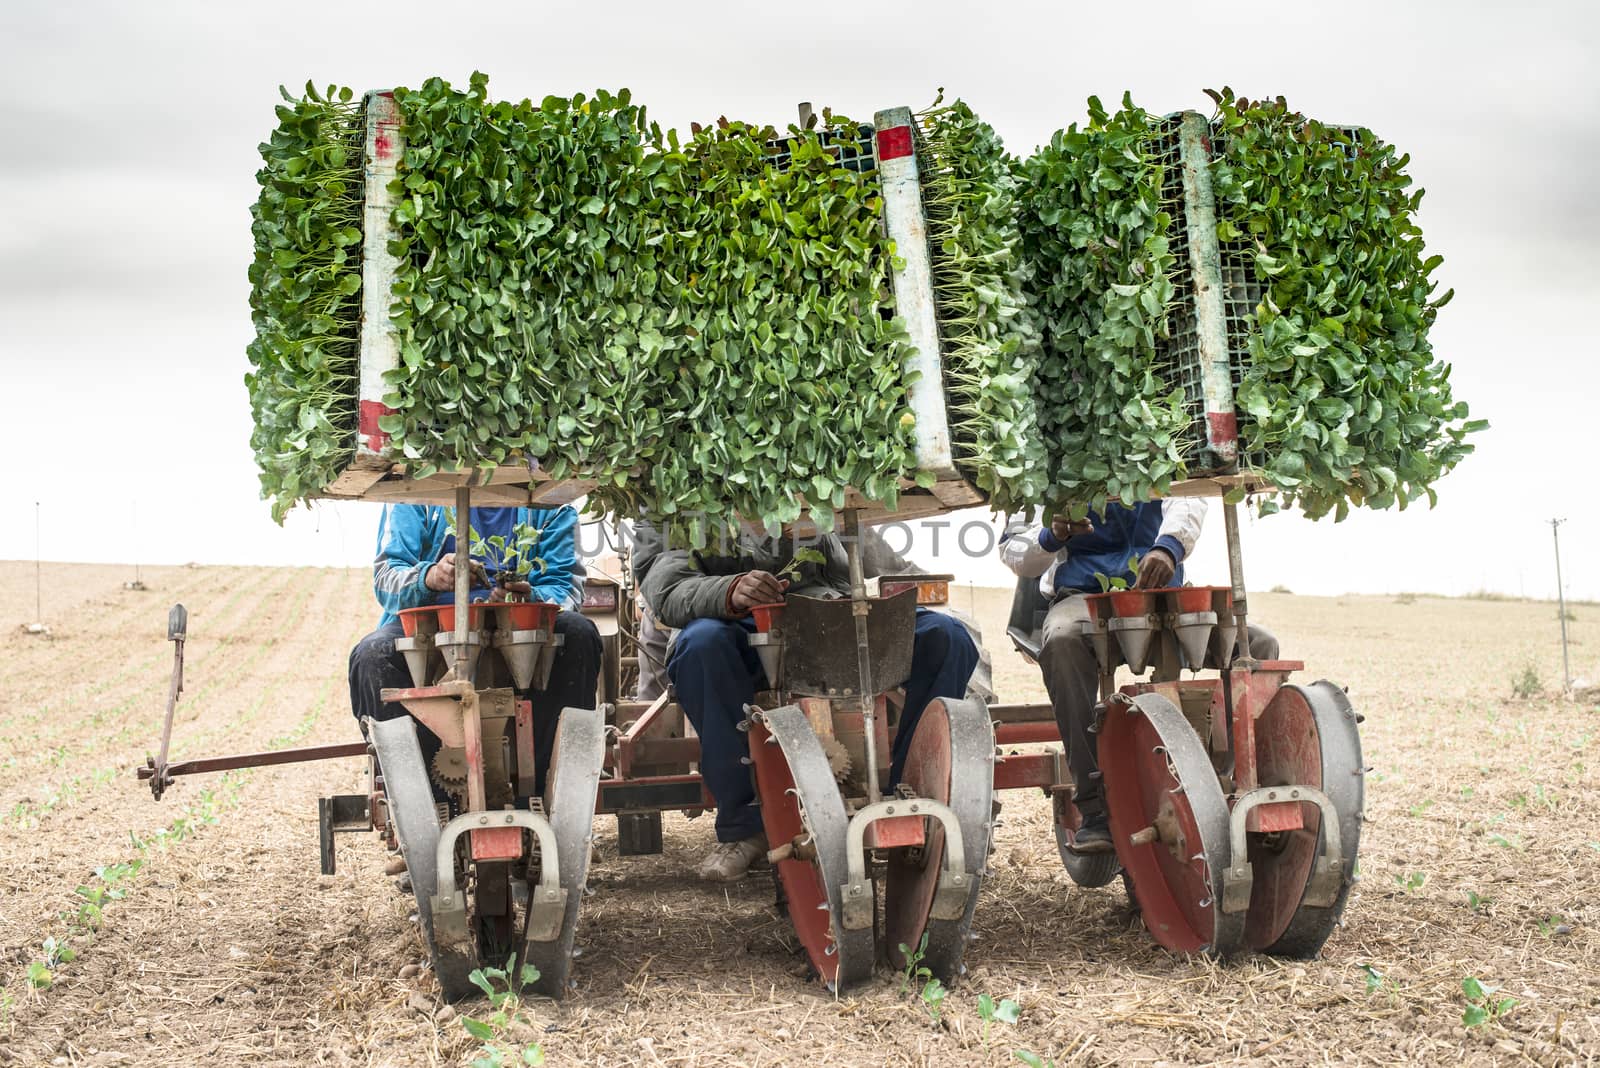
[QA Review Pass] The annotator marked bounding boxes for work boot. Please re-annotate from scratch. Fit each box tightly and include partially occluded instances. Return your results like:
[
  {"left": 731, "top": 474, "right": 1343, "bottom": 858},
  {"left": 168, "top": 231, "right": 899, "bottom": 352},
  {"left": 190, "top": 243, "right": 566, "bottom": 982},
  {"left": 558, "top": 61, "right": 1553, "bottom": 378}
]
[
  {"left": 695, "top": 833, "right": 769, "bottom": 883},
  {"left": 1071, "top": 815, "right": 1114, "bottom": 855}
]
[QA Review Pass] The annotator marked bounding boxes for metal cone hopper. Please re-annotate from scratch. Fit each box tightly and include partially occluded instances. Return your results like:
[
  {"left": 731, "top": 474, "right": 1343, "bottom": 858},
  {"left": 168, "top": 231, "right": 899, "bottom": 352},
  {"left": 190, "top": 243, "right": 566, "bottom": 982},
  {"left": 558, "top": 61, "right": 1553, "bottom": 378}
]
[
  {"left": 493, "top": 630, "right": 543, "bottom": 690},
  {"left": 1079, "top": 618, "right": 1115, "bottom": 673},
  {"left": 1108, "top": 618, "right": 1154, "bottom": 674},
  {"left": 394, "top": 633, "right": 437, "bottom": 688},
  {"left": 747, "top": 631, "right": 782, "bottom": 688},
  {"left": 533, "top": 633, "right": 564, "bottom": 691},
  {"left": 433, "top": 631, "right": 482, "bottom": 680},
  {"left": 1174, "top": 612, "right": 1218, "bottom": 670}
]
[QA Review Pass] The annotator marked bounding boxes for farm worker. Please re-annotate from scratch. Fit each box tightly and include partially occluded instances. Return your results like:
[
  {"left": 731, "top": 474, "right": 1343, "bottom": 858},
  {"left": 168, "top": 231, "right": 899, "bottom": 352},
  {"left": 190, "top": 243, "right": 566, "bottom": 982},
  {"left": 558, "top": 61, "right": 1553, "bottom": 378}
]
[
  {"left": 641, "top": 530, "right": 979, "bottom": 883},
  {"left": 1000, "top": 501, "right": 1278, "bottom": 853},
  {"left": 347, "top": 503, "right": 601, "bottom": 797}
]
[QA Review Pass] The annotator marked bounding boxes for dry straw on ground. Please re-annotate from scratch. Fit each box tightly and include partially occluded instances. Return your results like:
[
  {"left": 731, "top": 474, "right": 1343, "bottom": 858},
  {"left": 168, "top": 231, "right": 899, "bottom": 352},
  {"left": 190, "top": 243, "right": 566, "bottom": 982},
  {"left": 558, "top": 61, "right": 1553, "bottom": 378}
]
[{"left": 0, "top": 563, "right": 1595, "bottom": 1065}]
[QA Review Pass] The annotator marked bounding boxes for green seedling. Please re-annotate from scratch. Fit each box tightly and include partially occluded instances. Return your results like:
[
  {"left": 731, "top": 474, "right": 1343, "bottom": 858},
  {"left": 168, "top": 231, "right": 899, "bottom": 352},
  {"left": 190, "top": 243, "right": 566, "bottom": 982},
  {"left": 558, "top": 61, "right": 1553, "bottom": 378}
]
[
  {"left": 1408, "top": 800, "right": 1434, "bottom": 817},
  {"left": 26, "top": 937, "right": 76, "bottom": 991},
  {"left": 1014, "top": 1052, "right": 1056, "bottom": 1068},
  {"left": 897, "top": 934, "right": 947, "bottom": 1022},
  {"left": 1394, "top": 871, "right": 1426, "bottom": 893},
  {"left": 1536, "top": 915, "right": 1571, "bottom": 938},
  {"left": 1464, "top": 890, "right": 1492, "bottom": 913},
  {"left": 1486, "top": 833, "right": 1520, "bottom": 850},
  {"left": 977, "top": 993, "right": 1021, "bottom": 1044},
  {"left": 461, "top": 958, "right": 545, "bottom": 1068},
  {"left": 777, "top": 547, "right": 827, "bottom": 584},
  {"left": 1460, "top": 977, "right": 1515, "bottom": 1028},
  {"left": 1093, "top": 554, "right": 1144, "bottom": 593}
]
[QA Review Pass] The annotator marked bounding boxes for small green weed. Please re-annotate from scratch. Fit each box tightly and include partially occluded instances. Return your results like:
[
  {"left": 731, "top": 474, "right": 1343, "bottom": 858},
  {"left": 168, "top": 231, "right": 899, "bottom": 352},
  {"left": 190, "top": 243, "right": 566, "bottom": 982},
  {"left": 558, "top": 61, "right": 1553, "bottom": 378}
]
[{"left": 1464, "top": 890, "right": 1492, "bottom": 913}]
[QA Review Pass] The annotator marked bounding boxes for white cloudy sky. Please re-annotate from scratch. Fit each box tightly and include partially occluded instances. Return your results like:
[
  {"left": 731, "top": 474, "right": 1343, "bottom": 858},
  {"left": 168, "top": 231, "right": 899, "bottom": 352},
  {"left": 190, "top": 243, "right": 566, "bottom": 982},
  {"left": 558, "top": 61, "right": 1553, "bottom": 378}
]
[{"left": 0, "top": 0, "right": 1594, "bottom": 599}]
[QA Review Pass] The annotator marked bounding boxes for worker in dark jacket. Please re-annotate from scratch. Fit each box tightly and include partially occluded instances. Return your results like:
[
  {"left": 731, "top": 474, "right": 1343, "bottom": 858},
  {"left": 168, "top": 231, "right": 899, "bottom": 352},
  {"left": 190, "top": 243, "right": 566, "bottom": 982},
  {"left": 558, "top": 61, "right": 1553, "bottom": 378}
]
[{"left": 641, "top": 530, "right": 979, "bottom": 882}]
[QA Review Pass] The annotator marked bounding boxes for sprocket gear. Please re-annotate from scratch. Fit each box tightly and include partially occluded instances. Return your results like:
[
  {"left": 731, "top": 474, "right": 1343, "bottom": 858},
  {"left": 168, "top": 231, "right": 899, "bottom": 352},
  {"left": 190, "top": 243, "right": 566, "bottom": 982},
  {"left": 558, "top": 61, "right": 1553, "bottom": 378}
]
[
  {"left": 430, "top": 747, "right": 468, "bottom": 791},
  {"left": 819, "top": 735, "right": 852, "bottom": 781}
]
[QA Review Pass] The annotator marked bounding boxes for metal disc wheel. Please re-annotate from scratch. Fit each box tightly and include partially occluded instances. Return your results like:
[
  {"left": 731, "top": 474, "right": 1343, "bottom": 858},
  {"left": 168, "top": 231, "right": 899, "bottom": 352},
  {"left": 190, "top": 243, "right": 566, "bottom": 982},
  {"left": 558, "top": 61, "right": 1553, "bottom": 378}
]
[
  {"left": 1052, "top": 790, "right": 1122, "bottom": 889},
  {"left": 1260, "top": 682, "right": 1364, "bottom": 959},
  {"left": 1100, "top": 692, "right": 1243, "bottom": 957},
  {"left": 749, "top": 705, "right": 874, "bottom": 992},
  {"left": 884, "top": 697, "right": 993, "bottom": 982},
  {"left": 366, "top": 715, "right": 478, "bottom": 999},
  {"left": 522, "top": 705, "right": 604, "bottom": 998}
]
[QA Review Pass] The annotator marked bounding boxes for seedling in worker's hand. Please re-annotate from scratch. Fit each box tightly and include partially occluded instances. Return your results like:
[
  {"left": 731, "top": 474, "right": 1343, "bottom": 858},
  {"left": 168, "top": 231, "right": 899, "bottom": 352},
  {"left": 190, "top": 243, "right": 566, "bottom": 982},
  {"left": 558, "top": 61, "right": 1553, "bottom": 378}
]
[{"left": 777, "top": 548, "right": 826, "bottom": 585}]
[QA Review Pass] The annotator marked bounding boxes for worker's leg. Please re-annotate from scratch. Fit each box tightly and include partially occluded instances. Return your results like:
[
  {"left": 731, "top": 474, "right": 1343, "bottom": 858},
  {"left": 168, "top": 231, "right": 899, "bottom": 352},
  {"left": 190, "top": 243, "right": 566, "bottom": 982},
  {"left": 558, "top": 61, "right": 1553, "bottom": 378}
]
[
  {"left": 666, "top": 618, "right": 766, "bottom": 844},
  {"left": 1036, "top": 595, "right": 1107, "bottom": 835},
  {"left": 1246, "top": 623, "right": 1280, "bottom": 661},
  {"left": 635, "top": 606, "right": 670, "bottom": 702},
  {"left": 348, "top": 620, "right": 443, "bottom": 850},
  {"left": 526, "top": 611, "right": 603, "bottom": 796},
  {"left": 890, "top": 609, "right": 981, "bottom": 785},
  {"left": 348, "top": 621, "right": 412, "bottom": 724}
]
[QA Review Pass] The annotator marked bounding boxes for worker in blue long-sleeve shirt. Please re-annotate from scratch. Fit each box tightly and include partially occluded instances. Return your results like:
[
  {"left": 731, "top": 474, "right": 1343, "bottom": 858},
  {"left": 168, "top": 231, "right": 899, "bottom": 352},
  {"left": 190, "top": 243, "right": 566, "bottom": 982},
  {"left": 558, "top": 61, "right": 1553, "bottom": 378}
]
[
  {"left": 1000, "top": 500, "right": 1278, "bottom": 853},
  {"left": 347, "top": 503, "right": 601, "bottom": 813}
]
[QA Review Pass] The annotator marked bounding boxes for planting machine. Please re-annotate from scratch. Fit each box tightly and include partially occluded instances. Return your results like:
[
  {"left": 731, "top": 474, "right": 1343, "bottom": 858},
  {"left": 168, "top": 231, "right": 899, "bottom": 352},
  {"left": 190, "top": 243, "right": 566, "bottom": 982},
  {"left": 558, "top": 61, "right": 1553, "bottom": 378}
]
[{"left": 138, "top": 99, "right": 1363, "bottom": 997}]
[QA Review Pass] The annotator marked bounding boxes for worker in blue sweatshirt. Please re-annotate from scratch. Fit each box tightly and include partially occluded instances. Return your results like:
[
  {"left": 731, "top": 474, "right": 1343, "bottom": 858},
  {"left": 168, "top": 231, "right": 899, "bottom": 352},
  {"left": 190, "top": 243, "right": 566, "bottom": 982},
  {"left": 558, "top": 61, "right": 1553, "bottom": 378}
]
[
  {"left": 1001, "top": 500, "right": 1278, "bottom": 853},
  {"left": 347, "top": 503, "right": 601, "bottom": 799}
]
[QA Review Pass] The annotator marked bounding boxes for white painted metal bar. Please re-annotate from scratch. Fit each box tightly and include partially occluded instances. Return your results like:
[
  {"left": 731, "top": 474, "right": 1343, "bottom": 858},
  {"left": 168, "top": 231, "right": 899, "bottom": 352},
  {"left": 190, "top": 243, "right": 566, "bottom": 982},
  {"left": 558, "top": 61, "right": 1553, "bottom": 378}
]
[{"left": 874, "top": 107, "right": 957, "bottom": 480}]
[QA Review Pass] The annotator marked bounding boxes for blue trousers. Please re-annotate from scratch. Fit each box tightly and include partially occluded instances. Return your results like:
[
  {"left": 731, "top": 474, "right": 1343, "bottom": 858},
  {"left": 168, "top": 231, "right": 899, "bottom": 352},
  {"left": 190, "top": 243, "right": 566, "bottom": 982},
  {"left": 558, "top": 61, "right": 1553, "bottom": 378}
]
[{"left": 667, "top": 608, "right": 979, "bottom": 843}]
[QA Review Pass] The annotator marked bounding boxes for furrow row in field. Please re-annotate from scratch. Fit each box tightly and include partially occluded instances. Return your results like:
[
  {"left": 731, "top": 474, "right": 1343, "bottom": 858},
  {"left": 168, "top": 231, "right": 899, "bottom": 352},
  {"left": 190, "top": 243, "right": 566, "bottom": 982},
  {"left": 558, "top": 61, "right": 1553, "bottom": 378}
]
[
  {"left": 0, "top": 566, "right": 296, "bottom": 753},
  {"left": 0, "top": 569, "right": 367, "bottom": 832},
  {"left": 0, "top": 568, "right": 337, "bottom": 793}
]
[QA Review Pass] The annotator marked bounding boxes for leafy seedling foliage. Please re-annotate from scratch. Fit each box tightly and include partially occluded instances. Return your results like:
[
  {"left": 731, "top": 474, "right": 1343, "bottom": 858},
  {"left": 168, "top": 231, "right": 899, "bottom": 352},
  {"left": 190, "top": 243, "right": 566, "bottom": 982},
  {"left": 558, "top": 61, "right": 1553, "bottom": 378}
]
[
  {"left": 1460, "top": 976, "right": 1516, "bottom": 1028},
  {"left": 246, "top": 82, "right": 365, "bottom": 522},
  {"left": 916, "top": 92, "right": 1046, "bottom": 514},
  {"left": 776, "top": 547, "right": 826, "bottom": 584},
  {"left": 977, "top": 992, "right": 1022, "bottom": 1045},
  {"left": 1207, "top": 88, "right": 1485, "bottom": 520},
  {"left": 379, "top": 75, "right": 916, "bottom": 537},
  {"left": 470, "top": 522, "right": 548, "bottom": 589},
  {"left": 897, "top": 933, "right": 947, "bottom": 1021},
  {"left": 1017, "top": 93, "right": 1191, "bottom": 517},
  {"left": 462, "top": 959, "right": 545, "bottom": 1067}
]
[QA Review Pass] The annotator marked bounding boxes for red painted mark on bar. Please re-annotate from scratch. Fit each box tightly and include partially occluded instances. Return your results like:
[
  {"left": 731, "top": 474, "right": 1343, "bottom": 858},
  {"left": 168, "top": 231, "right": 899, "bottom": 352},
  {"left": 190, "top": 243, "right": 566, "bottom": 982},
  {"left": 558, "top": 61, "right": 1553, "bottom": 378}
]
[
  {"left": 359, "top": 399, "right": 394, "bottom": 453},
  {"left": 1207, "top": 410, "right": 1239, "bottom": 446},
  {"left": 471, "top": 826, "right": 524, "bottom": 861},
  {"left": 876, "top": 125, "right": 913, "bottom": 161}
]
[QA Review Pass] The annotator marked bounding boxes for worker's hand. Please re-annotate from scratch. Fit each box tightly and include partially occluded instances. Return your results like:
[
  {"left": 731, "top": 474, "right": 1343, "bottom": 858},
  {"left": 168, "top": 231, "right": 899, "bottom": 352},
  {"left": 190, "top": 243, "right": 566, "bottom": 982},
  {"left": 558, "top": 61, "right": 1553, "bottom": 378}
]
[
  {"left": 488, "top": 580, "right": 534, "bottom": 602},
  {"left": 424, "top": 553, "right": 459, "bottom": 592},
  {"left": 1050, "top": 515, "right": 1094, "bottom": 542},
  {"left": 1134, "top": 548, "right": 1176, "bottom": 590},
  {"left": 729, "top": 570, "right": 789, "bottom": 615}
]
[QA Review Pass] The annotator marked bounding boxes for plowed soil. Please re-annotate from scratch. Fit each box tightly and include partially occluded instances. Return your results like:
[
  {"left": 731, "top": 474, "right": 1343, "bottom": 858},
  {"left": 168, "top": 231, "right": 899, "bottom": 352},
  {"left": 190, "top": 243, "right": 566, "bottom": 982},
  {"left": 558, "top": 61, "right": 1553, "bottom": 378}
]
[{"left": 1, "top": 564, "right": 1595, "bottom": 1066}]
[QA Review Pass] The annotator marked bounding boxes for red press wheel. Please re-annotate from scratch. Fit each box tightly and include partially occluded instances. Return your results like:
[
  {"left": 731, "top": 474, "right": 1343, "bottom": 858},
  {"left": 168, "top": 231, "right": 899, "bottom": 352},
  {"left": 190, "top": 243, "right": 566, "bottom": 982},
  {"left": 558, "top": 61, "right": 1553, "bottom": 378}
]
[
  {"left": 1101, "top": 692, "right": 1244, "bottom": 957},
  {"left": 748, "top": 705, "right": 874, "bottom": 992},
  {"left": 884, "top": 697, "right": 993, "bottom": 981},
  {"left": 1260, "top": 681, "right": 1364, "bottom": 959}
]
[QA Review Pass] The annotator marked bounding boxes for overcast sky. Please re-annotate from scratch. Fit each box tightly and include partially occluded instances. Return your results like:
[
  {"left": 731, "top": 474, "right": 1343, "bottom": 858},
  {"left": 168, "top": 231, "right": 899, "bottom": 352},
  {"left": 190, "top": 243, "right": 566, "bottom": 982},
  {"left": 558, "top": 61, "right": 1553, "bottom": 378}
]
[{"left": 0, "top": 0, "right": 1594, "bottom": 600}]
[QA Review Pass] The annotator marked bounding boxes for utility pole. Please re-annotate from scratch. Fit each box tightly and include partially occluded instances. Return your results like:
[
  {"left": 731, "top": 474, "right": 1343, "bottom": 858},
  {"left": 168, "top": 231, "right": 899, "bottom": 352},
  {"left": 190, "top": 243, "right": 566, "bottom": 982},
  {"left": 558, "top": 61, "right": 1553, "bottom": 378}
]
[
  {"left": 34, "top": 501, "right": 42, "bottom": 623},
  {"left": 1552, "top": 518, "right": 1571, "bottom": 695}
]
